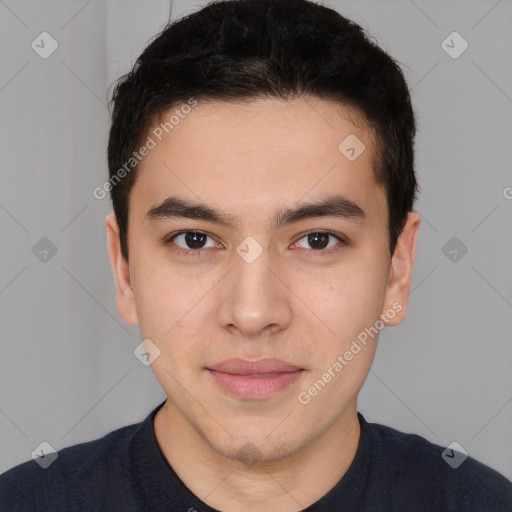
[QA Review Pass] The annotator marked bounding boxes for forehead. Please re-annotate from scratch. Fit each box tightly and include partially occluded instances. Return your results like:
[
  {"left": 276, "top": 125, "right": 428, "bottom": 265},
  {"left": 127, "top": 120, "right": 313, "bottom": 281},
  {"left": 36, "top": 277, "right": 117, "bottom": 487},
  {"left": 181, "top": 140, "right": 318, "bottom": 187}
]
[{"left": 130, "top": 97, "right": 386, "bottom": 226}]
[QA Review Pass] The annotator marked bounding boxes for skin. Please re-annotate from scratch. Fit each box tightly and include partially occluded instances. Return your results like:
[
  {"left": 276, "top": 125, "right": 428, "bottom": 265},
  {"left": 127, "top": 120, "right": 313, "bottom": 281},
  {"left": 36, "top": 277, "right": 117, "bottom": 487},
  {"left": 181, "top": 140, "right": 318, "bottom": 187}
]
[{"left": 106, "top": 97, "right": 420, "bottom": 512}]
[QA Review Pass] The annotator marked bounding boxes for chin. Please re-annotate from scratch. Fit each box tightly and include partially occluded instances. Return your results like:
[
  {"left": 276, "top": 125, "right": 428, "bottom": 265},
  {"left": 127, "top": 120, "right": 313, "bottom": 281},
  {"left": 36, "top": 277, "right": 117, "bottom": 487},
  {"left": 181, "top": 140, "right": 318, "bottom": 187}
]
[{"left": 202, "top": 427, "right": 304, "bottom": 464}]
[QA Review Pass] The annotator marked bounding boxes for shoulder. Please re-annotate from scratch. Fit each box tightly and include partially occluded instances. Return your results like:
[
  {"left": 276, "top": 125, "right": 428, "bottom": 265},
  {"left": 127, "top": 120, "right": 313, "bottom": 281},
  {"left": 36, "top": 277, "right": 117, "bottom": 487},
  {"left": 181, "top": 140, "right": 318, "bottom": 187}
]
[
  {"left": 366, "top": 418, "right": 512, "bottom": 510},
  {"left": 0, "top": 422, "right": 141, "bottom": 512}
]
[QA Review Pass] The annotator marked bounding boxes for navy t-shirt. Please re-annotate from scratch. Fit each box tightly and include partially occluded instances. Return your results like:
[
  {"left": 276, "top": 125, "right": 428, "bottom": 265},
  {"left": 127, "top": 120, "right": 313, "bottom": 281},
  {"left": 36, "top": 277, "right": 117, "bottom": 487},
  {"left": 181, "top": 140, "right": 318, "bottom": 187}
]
[{"left": 1, "top": 399, "right": 511, "bottom": 511}]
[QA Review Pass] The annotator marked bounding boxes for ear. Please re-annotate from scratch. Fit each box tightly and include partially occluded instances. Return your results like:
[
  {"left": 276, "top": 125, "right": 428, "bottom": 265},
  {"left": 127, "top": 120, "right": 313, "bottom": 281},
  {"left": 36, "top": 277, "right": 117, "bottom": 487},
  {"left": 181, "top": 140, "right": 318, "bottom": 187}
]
[
  {"left": 106, "top": 212, "right": 139, "bottom": 326},
  {"left": 381, "top": 211, "right": 420, "bottom": 326}
]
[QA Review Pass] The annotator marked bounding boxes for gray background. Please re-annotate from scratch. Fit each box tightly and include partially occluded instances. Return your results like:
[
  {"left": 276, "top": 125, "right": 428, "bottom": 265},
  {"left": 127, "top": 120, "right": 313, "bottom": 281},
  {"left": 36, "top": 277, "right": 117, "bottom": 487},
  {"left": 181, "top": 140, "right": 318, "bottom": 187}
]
[{"left": 1, "top": 0, "right": 511, "bottom": 480}]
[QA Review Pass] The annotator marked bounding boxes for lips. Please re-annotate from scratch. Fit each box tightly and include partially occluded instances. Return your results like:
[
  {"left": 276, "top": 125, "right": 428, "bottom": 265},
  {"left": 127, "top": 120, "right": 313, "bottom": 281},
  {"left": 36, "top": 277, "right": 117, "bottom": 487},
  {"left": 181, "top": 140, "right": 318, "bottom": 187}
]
[
  {"left": 208, "top": 358, "right": 303, "bottom": 375},
  {"left": 206, "top": 358, "right": 305, "bottom": 398}
]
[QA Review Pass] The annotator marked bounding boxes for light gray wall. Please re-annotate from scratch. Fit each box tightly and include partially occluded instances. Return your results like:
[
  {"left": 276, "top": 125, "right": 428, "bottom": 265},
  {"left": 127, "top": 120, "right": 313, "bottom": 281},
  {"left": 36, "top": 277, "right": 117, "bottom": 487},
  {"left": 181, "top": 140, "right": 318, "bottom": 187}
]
[{"left": 1, "top": 0, "right": 511, "bottom": 481}]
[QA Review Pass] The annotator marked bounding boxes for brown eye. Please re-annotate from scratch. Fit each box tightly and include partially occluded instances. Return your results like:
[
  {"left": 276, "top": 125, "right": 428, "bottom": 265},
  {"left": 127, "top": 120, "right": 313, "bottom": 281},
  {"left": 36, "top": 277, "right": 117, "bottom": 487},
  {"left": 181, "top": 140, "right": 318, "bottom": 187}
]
[
  {"left": 295, "top": 231, "right": 346, "bottom": 252},
  {"left": 307, "top": 232, "right": 329, "bottom": 250},
  {"left": 183, "top": 231, "right": 208, "bottom": 249},
  {"left": 169, "top": 230, "right": 216, "bottom": 251}
]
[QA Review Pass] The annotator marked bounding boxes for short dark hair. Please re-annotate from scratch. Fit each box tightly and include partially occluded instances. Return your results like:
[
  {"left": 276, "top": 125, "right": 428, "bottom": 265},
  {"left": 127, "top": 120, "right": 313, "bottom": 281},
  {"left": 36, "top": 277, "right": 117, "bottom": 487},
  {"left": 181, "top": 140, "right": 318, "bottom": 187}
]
[{"left": 107, "top": 0, "right": 418, "bottom": 261}]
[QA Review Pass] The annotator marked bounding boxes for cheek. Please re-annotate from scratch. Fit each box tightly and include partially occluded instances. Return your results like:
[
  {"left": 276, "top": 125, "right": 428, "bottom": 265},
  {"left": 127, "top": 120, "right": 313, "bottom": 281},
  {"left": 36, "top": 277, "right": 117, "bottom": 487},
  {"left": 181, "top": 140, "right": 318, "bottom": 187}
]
[
  {"left": 302, "top": 259, "right": 387, "bottom": 336},
  {"left": 131, "top": 258, "right": 190, "bottom": 340},
  {"left": 298, "top": 272, "right": 385, "bottom": 402},
  {"left": 308, "top": 282, "right": 386, "bottom": 388},
  {"left": 131, "top": 260, "right": 218, "bottom": 366}
]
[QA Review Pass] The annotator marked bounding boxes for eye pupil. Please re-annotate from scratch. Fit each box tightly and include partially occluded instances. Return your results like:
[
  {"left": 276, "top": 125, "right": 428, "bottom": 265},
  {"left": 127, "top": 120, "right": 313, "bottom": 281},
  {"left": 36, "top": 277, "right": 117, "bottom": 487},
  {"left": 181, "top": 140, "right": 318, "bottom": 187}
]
[
  {"left": 185, "top": 230, "right": 207, "bottom": 249},
  {"left": 308, "top": 232, "right": 329, "bottom": 250}
]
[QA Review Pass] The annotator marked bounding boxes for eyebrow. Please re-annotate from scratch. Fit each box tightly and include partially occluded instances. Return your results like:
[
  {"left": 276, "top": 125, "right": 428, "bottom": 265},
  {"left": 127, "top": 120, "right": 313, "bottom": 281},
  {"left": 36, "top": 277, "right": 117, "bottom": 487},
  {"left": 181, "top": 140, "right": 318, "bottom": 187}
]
[{"left": 144, "top": 194, "right": 366, "bottom": 228}]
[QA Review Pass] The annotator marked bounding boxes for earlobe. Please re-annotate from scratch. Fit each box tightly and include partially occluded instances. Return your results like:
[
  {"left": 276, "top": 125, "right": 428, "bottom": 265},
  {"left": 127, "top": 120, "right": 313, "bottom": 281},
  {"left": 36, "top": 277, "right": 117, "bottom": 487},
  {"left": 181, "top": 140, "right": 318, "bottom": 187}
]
[
  {"left": 382, "top": 211, "right": 420, "bottom": 327},
  {"left": 105, "top": 212, "right": 139, "bottom": 326}
]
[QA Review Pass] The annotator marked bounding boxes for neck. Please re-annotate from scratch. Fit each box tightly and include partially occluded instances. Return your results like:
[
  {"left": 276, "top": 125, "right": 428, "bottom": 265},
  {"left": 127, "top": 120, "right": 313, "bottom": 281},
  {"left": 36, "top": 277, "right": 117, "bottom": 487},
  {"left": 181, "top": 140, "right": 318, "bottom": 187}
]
[{"left": 153, "top": 400, "right": 361, "bottom": 512}]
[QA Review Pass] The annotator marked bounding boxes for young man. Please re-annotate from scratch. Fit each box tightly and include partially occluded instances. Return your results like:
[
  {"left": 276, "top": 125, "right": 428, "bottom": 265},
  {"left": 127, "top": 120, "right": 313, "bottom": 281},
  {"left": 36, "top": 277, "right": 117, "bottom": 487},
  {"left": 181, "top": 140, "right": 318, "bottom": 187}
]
[{"left": 1, "top": 0, "right": 511, "bottom": 510}]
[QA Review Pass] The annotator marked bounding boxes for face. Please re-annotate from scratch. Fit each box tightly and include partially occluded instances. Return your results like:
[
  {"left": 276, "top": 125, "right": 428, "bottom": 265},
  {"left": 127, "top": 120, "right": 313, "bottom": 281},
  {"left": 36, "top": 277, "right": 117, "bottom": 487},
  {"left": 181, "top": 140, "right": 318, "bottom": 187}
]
[{"left": 107, "top": 97, "right": 419, "bottom": 462}]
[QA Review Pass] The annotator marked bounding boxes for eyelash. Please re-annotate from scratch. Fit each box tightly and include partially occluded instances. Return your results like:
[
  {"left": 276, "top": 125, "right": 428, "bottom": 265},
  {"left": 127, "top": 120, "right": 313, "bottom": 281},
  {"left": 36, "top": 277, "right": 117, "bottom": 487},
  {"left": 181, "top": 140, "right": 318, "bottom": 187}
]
[{"left": 164, "top": 230, "right": 348, "bottom": 258}]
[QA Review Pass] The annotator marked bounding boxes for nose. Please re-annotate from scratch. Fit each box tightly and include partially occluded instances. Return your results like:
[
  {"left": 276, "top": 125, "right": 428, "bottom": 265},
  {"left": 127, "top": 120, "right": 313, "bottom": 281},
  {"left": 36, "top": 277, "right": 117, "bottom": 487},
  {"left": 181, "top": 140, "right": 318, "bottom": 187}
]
[{"left": 216, "top": 246, "right": 293, "bottom": 339}]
